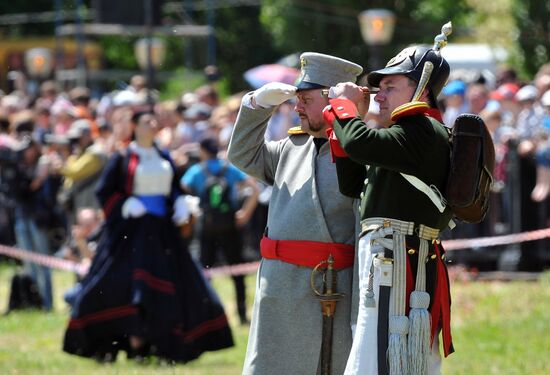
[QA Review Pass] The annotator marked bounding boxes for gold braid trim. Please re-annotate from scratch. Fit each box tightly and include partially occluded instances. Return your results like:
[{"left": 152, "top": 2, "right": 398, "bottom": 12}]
[
  {"left": 287, "top": 126, "right": 307, "bottom": 135},
  {"left": 390, "top": 101, "right": 430, "bottom": 122}
]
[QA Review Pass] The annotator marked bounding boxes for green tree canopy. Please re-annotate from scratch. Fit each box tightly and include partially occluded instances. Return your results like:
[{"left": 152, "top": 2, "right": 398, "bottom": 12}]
[
  {"left": 513, "top": 0, "right": 550, "bottom": 77},
  {"left": 259, "top": 0, "right": 474, "bottom": 73},
  {"left": 190, "top": 4, "right": 280, "bottom": 93}
]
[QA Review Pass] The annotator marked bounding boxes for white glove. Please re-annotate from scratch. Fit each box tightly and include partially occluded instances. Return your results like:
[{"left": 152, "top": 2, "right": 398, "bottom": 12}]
[
  {"left": 328, "top": 86, "right": 340, "bottom": 99},
  {"left": 172, "top": 196, "right": 191, "bottom": 225},
  {"left": 121, "top": 197, "right": 147, "bottom": 219},
  {"left": 328, "top": 82, "right": 362, "bottom": 100},
  {"left": 254, "top": 82, "right": 297, "bottom": 108}
]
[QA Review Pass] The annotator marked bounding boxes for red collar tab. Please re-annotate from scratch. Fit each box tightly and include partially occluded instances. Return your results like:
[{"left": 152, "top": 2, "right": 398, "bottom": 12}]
[
  {"left": 425, "top": 108, "right": 443, "bottom": 123},
  {"left": 390, "top": 101, "right": 443, "bottom": 123}
]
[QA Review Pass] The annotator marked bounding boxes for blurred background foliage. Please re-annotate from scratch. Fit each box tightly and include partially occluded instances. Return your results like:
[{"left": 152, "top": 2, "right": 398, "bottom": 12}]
[{"left": 0, "top": 0, "right": 548, "bottom": 96}]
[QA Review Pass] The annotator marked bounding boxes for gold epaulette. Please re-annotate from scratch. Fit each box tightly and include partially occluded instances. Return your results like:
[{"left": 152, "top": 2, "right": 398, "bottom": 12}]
[
  {"left": 287, "top": 126, "right": 307, "bottom": 135},
  {"left": 390, "top": 101, "right": 430, "bottom": 122}
]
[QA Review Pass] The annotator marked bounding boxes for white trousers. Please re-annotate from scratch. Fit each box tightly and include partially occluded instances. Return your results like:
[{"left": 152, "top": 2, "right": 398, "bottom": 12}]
[{"left": 344, "top": 233, "right": 442, "bottom": 375}]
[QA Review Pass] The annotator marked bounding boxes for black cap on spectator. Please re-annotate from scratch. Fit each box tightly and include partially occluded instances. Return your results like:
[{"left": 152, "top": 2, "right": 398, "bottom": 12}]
[{"left": 199, "top": 137, "right": 219, "bottom": 156}]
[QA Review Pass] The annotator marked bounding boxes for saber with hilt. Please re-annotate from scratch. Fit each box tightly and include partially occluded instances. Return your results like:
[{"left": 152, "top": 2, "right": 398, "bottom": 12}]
[{"left": 311, "top": 254, "right": 344, "bottom": 375}]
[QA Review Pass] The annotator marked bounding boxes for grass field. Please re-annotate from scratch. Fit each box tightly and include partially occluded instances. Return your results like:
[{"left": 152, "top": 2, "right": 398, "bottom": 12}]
[{"left": 0, "top": 264, "right": 549, "bottom": 374}]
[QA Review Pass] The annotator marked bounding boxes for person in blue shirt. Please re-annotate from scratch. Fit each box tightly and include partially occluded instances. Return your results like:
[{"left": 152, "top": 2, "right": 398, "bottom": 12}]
[{"left": 181, "top": 137, "right": 259, "bottom": 324}]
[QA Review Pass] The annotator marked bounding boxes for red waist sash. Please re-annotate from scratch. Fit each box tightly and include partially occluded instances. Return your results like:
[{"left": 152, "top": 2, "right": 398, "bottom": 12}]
[{"left": 260, "top": 236, "right": 354, "bottom": 269}]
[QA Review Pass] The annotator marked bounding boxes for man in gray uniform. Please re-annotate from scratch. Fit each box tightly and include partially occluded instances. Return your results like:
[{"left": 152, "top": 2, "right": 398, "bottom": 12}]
[{"left": 228, "top": 53, "right": 363, "bottom": 374}]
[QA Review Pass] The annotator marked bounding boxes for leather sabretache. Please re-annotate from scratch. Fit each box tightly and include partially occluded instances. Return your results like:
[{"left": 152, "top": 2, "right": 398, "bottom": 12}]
[{"left": 445, "top": 114, "right": 495, "bottom": 223}]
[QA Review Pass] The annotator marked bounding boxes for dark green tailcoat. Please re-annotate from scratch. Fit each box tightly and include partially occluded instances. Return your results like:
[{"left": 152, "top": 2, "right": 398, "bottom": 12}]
[{"left": 333, "top": 114, "right": 453, "bottom": 230}]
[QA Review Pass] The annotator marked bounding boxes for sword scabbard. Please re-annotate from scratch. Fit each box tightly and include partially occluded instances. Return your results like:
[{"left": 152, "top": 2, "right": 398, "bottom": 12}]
[
  {"left": 320, "top": 299, "right": 338, "bottom": 317},
  {"left": 311, "top": 254, "right": 344, "bottom": 375}
]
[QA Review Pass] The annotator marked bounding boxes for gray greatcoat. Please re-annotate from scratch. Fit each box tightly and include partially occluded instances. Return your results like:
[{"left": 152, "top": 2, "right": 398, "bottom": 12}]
[{"left": 228, "top": 94, "right": 358, "bottom": 375}]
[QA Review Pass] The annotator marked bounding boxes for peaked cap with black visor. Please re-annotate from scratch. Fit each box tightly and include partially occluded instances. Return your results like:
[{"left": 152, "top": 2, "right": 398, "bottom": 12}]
[{"left": 295, "top": 52, "right": 363, "bottom": 91}]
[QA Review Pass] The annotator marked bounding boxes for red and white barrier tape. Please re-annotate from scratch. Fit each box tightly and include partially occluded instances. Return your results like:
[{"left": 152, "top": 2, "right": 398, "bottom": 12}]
[
  {"left": 0, "top": 243, "right": 260, "bottom": 278},
  {"left": 2, "top": 227, "right": 550, "bottom": 277},
  {"left": 442, "top": 227, "right": 550, "bottom": 250},
  {"left": 0, "top": 244, "right": 88, "bottom": 276},
  {"left": 203, "top": 261, "right": 260, "bottom": 278}
]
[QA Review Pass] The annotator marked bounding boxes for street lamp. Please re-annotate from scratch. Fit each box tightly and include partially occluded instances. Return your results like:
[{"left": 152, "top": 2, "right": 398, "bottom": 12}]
[
  {"left": 24, "top": 48, "right": 54, "bottom": 96},
  {"left": 25, "top": 48, "right": 54, "bottom": 79},
  {"left": 358, "top": 9, "right": 396, "bottom": 70},
  {"left": 134, "top": 37, "right": 166, "bottom": 105},
  {"left": 134, "top": 37, "right": 167, "bottom": 73}
]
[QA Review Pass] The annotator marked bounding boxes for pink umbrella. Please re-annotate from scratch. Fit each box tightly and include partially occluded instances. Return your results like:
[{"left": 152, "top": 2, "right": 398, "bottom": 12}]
[{"left": 244, "top": 64, "right": 300, "bottom": 89}]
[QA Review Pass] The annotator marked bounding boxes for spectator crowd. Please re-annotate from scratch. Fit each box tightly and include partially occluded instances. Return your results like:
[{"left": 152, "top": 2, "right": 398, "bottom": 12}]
[{"left": 1, "top": 61, "right": 550, "bottom": 316}]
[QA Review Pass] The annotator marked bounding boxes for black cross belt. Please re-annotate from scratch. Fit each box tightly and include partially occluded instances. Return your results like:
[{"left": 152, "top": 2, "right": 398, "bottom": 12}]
[{"left": 377, "top": 249, "right": 391, "bottom": 375}]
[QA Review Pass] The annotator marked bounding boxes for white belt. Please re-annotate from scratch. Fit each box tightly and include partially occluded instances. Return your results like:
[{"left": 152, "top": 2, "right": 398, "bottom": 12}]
[{"left": 360, "top": 217, "right": 440, "bottom": 241}]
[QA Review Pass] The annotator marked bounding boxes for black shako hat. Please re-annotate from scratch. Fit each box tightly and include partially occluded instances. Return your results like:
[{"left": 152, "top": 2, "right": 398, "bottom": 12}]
[{"left": 367, "top": 45, "right": 450, "bottom": 101}]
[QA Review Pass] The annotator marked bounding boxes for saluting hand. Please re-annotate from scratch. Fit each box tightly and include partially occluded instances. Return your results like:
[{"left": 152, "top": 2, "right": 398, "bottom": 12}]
[
  {"left": 253, "top": 82, "right": 297, "bottom": 108},
  {"left": 328, "top": 82, "right": 370, "bottom": 118}
]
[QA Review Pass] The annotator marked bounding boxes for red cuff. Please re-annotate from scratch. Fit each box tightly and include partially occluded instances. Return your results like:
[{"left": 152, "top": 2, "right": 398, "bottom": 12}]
[
  {"left": 322, "top": 98, "right": 359, "bottom": 129},
  {"left": 328, "top": 98, "right": 359, "bottom": 119},
  {"left": 326, "top": 128, "right": 348, "bottom": 162},
  {"left": 323, "top": 104, "right": 337, "bottom": 128}
]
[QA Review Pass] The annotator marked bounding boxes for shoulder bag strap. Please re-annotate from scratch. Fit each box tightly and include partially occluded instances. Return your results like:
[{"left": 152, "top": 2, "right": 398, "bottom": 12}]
[{"left": 400, "top": 173, "right": 455, "bottom": 229}]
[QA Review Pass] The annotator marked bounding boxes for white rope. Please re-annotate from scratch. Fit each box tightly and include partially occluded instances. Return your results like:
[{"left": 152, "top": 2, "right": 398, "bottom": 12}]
[
  {"left": 364, "top": 260, "right": 376, "bottom": 308},
  {"left": 388, "top": 232, "right": 409, "bottom": 375},
  {"left": 408, "top": 238, "right": 431, "bottom": 375}
]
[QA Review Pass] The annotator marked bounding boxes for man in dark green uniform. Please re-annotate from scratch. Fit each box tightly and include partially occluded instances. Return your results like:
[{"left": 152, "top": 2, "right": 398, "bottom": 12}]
[{"left": 323, "top": 40, "right": 455, "bottom": 374}]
